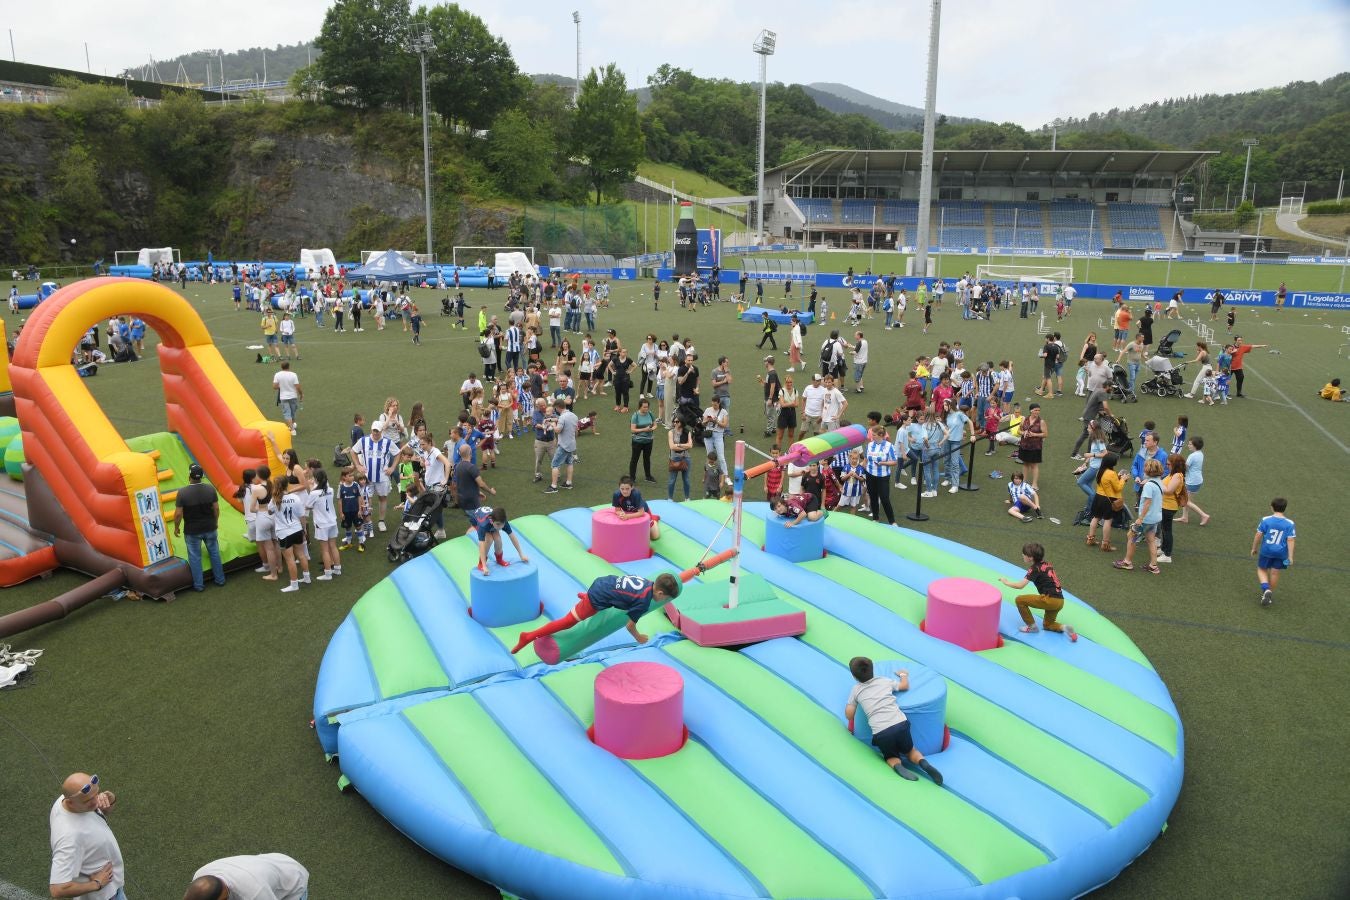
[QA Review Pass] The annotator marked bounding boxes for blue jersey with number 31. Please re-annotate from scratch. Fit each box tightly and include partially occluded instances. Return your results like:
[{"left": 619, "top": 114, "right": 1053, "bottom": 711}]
[{"left": 1256, "top": 515, "right": 1296, "bottom": 561}]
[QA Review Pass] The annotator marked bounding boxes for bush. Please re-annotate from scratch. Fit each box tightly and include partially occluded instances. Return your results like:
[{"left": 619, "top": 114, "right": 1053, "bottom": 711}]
[
  {"left": 249, "top": 137, "right": 277, "bottom": 160},
  {"left": 1306, "top": 199, "right": 1350, "bottom": 216}
]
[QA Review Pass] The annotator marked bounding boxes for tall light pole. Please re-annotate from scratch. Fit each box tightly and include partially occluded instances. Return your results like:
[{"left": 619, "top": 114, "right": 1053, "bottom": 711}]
[
  {"left": 1240, "top": 138, "right": 1258, "bottom": 206},
  {"left": 913, "top": 0, "right": 942, "bottom": 277},
  {"left": 411, "top": 29, "right": 435, "bottom": 260},
  {"left": 753, "top": 29, "right": 776, "bottom": 248},
  {"left": 572, "top": 12, "right": 581, "bottom": 105}
]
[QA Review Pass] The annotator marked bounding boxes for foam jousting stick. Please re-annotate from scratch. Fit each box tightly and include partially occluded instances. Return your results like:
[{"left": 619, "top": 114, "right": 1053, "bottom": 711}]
[
  {"left": 743, "top": 424, "right": 871, "bottom": 480},
  {"left": 531, "top": 548, "right": 737, "bottom": 665}
]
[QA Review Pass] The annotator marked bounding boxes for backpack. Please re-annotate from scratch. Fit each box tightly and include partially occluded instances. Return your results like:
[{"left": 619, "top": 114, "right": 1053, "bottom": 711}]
[
  {"left": 798, "top": 321, "right": 807, "bottom": 337},
  {"left": 333, "top": 443, "right": 352, "bottom": 467},
  {"left": 820, "top": 340, "right": 835, "bottom": 363},
  {"left": 1054, "top": 342, "right": 1068, "bottom": 365},
  {"left": 768, "top": 319, "right": 778, "bottom": 332}
]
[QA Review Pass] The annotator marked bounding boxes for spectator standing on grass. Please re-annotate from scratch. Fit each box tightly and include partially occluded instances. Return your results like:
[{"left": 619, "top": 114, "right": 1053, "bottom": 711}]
[
  {"left": 759, "top": 355, "right": 781, "bottom": 437},
  {"left": 628, "top": 398, "right": 658, "bottom": 483},
  {"left": 1117, "top": 333, "right": 1147, "bottom": 392},
  {"left": 1227, "top": 335, "right": 1267, "bottom": 398},
  {"left": 1070, "top": 386, "right": 1111, "bottom": 459},
  {"left": 184, "top": 853, "right": 309, "bottom": 900},
  {"left": 788, "top": 314, "right": 803, "bottom": 372},
  {"left": 278, "top": 311, "right": 300, "bottom": 360},
  {"left": 272, "top": 361, "right": 302, "bottom": 437},
  {"left": 942, "top": 398, "right": 975, "bottom": 493},
  {"left": 1176, "top": 436, "right": 1210, "bottom": 526},
  {"left": 260, "top": 308, "right": 278, "bottom": 356},
  {"left": 1157, "top": 453, "right": 1187, "bottom": 564},
  {"left": 531, "top": 397, "right": 557, "bottom": 484},
  {"left": 1085, "top": 451, "right": 1125, "bottom": 552},
  {"left": 49, "top": 772, "right": 124, "bottom": 900},
  {"left": 1114, "top": 458, "right": 1165, "bottom": 574},
  {"left": 544, "top": 399, "right": 578, "bottom": 493},
  {"left": 801, "top": 373, "right": 826, "bottom": 436},
  {"left": 702, "top": 396, "right": 730, "bottom": 483},
  {"left": 173, "top": 464, "right": 226, "bottom": 593},
  {"left": 863, "top": 424, "right": 898, "bottom": 525},
  {"left": 352, "top": 423, "right": 396, "bottom": 529},
  {"left": 667, "top": 416, "right": 694, "bottom": 501},
  {"left": 852, "top": 332, "right": 869, "bottom": 393},
  {"left": 1111, "top": 303, "right": 1132, "bottom": 352},
  {"left": 1131, "top": 431, "right": 1168, "bottom": 501},
  {"left": 1017, "top": 404, "right": 1047, "bottom": 492}
]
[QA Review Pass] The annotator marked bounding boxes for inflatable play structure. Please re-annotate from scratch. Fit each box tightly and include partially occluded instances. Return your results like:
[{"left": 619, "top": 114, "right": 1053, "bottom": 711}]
[
  {"left": 738, "top": 305, "right": 816, "bottom": 326},
  {"left": 0, "top": 278, "right": 288, "bottom": 630},
  {"left": 9, "top": 281, "right": 58, "bottom": 311},
  {"left": 314, "top": 431, "right": 1184, "bottom": 900}
]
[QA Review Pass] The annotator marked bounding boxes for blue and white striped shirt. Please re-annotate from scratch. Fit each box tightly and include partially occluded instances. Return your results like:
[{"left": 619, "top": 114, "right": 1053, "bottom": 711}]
[
  {"left": 355, "top": 435, "right": 395, "bottom": 484},
  {"left": 506, "top": 326, "right": 522, "bottom": 352},
  {"left": 841, "top": 464, "right": 866, "bottom": 498},
  {"left": 864, "top": 440, "right": 897, "bottom": 477}
]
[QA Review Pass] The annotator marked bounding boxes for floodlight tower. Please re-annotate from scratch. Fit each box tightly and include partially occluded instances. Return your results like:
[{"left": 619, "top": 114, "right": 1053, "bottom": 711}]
[
  {"left": 573, "top": 12, "right": 581, "bottom": 105},
  {"left": 411, "top": 29, "right": 436, "bottom": 259},
  {"left": 1240, "top": 138, "right": 1259, "bottom": 206},
  {"left": 913, "top": 0, "right": 942, "bottom": 278},
  {"left": 753, "top": 29, "right": 777, "bottom": 248}
]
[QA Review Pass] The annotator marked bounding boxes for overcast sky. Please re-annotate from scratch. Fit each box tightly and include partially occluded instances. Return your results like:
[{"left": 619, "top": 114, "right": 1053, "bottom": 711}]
[{"left": 8, "top": 0, "right": 1348, "bottom": 127}]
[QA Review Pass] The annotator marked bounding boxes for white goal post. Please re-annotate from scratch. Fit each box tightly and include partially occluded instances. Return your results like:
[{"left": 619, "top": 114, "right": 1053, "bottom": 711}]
[
  {"left": 975, "top": 263, "right": 1074, "bottom": 287},
  {"left": 115, "top": 248, "right": 181, "bottom": 267},
  {"left": 452, "top": 246, "right": 535, "bottom": 268}
]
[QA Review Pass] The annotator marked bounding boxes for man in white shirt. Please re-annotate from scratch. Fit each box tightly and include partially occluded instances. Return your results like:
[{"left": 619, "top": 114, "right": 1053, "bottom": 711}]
[
  {"left": 547, "top": 301, "right": 563, "bottom": 347},
  {"left": 459, "top": 373, "right": 481, "bottom": 410},
  {"left": 352, "top": 423, "right": 396, "bottom": 529},
  {"left": 1084, "top": 353, "right": 1112, "bottom": 393},
  {"left": 184, "top": 853, "right": 309, "bottom": 900},
  {"left": 49, "top": 772, "right": 124, "bottom": 900},
  {"left": 1062, "top": 282, "right": 1076, "bottom": 317},
  {"left": 820, "top": 375, "right": 848, "bottom": 431},
  {"left": 851, "top": 332, "right": 869, "bottom": 393},
  {"left": 272, "top": 361, "right": 302, "bottom": 436},
  {"left": 801, "top": 373, "right": 827, "bottom": 435}
]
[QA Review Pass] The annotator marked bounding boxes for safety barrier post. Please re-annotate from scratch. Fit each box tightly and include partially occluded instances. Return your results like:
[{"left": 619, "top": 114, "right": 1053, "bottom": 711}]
[{"left": 959, "top": 439, "right": 980, "bottom": 492}]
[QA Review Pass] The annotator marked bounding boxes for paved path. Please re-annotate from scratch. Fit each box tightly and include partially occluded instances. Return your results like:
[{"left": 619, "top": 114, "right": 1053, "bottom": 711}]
[{"left": 1275, "top": 212, "right": 1342, "bottom": 246}]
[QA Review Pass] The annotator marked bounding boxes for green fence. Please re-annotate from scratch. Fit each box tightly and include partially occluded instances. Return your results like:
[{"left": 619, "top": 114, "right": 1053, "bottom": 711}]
[{"left": 520, "top": 202, "right": 641, "bottom": 259}]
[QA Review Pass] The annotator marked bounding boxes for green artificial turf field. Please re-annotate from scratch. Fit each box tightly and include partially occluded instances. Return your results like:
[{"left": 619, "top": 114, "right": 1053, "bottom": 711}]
[{"left": 1, "top": 273, "right": 1347, "bottom": 899}]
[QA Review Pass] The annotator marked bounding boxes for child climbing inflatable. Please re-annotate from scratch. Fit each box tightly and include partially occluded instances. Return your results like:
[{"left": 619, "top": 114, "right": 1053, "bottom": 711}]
[{"left": 512, "top": 573, "right": 681, "bottom": 654}]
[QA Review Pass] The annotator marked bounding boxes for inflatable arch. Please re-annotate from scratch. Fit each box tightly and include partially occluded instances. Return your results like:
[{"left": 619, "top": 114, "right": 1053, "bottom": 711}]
[{"left": 8, "top": 278, "right": 290, "bottom": 570}]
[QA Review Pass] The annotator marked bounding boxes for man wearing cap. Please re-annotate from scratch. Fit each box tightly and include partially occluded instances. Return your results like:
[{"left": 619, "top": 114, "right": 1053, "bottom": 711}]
[
  {"left": 49, "top": 771, "right": 125, "bottom": 899},
  {"left": 353, "top": 423, "right": 397, "bottom": 529},
  {"left": 174, "top": 464, "right": 225, "bottom": 592}
]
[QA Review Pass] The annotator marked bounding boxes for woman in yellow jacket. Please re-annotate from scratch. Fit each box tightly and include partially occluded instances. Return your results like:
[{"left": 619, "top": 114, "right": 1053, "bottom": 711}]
[{"left": 1085, "top": 451, "right": 1126, "bottom": 552}]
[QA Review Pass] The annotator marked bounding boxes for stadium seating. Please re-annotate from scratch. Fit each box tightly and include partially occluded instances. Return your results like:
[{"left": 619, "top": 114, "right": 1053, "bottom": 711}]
[
  {"left": 992, "top": 202, "right": 1043, "bottom": 226},
  {"left": 936, "top": 200, "right": 985, "bottom": 225},
  {"left": 933, "top": 226, "right": 987, "bottom": 248},
  {"left": 795, "top": 198, "right": 836, "bottom": 224},
  {"left": 1107, "top": 230, "right": 1165, "bottom": 250},
  {"left": 1049, "top": 200, "right": 1095, "bottom": 227},
  {"left": 1104, "top": 203, "right": 1167, "bottom": 250},
  {"left": 1051, "top": 228, "right": 1104, "bottom": 253},
  {"left": 993, "top": 228, "right": 1045, "bottom": 249},
  {"left": 880, "top": 201, "right": 919, "bottom": 225},
  {"left": 840, "top": 200, "right": 877, "bottom": 224}
]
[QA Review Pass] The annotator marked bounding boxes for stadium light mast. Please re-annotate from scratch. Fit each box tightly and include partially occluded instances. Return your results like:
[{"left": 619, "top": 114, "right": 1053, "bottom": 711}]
[
  {"left": 753, "top": 29, "right": 777, "bottom": 248},
  {"left": 1240, "top": 138, "right": 1259, "bottom": 206},
  {"left": 572, "top": 12, "right": 581, "bottom": 104},
  {"left": 913, "top": 0, "right": 942, "bottom": 278},
  {"left": 411, "top": 29, "right": 436, "bottom": 259}
]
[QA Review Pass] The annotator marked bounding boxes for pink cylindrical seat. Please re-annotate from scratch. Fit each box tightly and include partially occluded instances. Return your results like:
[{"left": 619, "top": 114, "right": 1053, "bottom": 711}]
[
  {"left": 923, "top": 576, "right": 1002, "bottom": 651},
  {"left": 590, "top": 661, "right": 687, "bottom": 759},
  {"left": 589, "top": 508, "right": 652, "bottom": 563}
]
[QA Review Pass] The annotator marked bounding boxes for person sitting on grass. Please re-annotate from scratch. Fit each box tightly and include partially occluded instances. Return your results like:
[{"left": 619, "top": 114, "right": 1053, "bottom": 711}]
[
  {"left": 844, "top": 657, "right": 943, "bottom": 785},
  {"left": 511, "top": 573, "right": 681, "bottom": 654},
  {"left": 1319, "top": 378, "right": 1348, "bottom": 402},
  {"left": 467, "top": 506, "right": 529, "bottom": 575},
  {"left": 612, "top": 475, "right": 660, "bottom": 541},
  {"left": 774, "top": 490, "right": 823, "bottom": 527},
  {"left": 1005, "top": 471, "right": 1042, "bottom": 522},
  {"left": 998, "top": 542, "right": 1077, "bottom": 640}
]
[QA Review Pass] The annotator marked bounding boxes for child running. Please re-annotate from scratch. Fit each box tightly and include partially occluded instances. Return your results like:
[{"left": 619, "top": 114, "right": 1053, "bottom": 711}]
[
  {"left": 998, "top": 542, "right": 1077, "bottom": 640},
  {"left": 1251, "top": 497, "right": 1295, "bottom": 607},
  {"left": 844, "top": 657, "right": 943, "bottom": 784},
  {"left": 511, "top": 573, "right": 681, "bottom": 654}
]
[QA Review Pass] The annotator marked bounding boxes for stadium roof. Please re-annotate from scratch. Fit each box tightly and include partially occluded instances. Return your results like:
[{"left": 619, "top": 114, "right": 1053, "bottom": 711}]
[{"left": 768, "top": 149, "right": 1217, "bottom": 181}]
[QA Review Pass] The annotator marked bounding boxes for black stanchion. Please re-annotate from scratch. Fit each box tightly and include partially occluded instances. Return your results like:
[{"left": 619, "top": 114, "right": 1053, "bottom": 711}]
[
  {"left": 907, "top": 457, "right": 929, "bottom": 522},
  {"left": 908, "top": 439, "right": 981, "bottom": 521},
  {"left": 959, "top": 440, "right": 980, "bottom": 492}
]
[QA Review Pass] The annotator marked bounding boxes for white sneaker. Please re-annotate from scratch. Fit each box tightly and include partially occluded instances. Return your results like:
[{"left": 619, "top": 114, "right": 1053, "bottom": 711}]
[
  {"left": 786, "top": 367, "right": 794, "bottom": 372},
  {"left": 1157, "top": 555, "right": 1173, "bottom": 563},
  {"left": 378, "top": 521, "right": 387, "bottom": 532},
  {"left": 921, "top": 490, "right": 938, "bottom": 498},
  {"left": 940, "top": 480, "right": 950, "bottom": 487},
  {"left": 433, "top": 529, "right": 446, "bottom": 540},
  {"left": 301, "top": 573, "right": 312, "bottom": 584},
  {"left": 281, "top": 582, "right": 300, "bottom": 593},
  {"left": 895, "top": 481, "right": 908, "bottom": 489},
  {"left": 290, "top": 427, "right": 297, "bottom": 436},
  {"left": 254, "top": 565, "right": 271, "bottom": 573},
  {"left": 316, "top": 572, "right": 333, "bottom": 581},
  {"left": 910, "top": 477, "right": 917, "bottom": 485}
]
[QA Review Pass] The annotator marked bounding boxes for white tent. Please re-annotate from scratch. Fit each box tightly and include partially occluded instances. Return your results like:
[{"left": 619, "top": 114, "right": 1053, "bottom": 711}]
[
  {"left": 136, "top": 247, "right": 176, "bottom": 267},
  {"left": 299, "top": 248, "right": 337, "bottom": 276},
  {"left": 494, "top": 251, "right": 536, "bottom": 279}
]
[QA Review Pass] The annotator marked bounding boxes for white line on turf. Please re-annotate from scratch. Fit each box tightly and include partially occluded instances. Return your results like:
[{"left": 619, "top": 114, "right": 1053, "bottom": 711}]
[
  {"left": 0, "top": 879, "right": 47, "bottom": 900},
  {"left": 1245, "top": 366, "right": 1350, "bottom": 454}
]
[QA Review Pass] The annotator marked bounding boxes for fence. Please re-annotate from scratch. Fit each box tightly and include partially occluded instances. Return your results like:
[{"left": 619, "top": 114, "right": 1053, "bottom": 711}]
[{"left": 520, "top": 203, "right": 640, "bottom": 260}]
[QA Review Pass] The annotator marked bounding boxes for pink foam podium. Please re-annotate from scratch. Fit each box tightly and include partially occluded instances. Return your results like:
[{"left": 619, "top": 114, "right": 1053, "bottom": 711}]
[
  {"left": 922, "top": 576, "right": 1003, "bottom": 652},
  {"left": 588, "top": 661, "right": 687, "bottom": 759},
  {"left": 589, "top": 508, "right": 652, "bottom": 563}
]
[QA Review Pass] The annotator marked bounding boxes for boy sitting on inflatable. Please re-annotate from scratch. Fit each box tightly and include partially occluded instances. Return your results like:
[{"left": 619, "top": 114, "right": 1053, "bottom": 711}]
[
  {"left": 612, "top": 476, "right": 661, "bottom": 541},
  {"left": 773, "top": 491, "right": 823, "bottom": 527},
  {"left": 845, "top": 657, "right": 943, "bottom": 785},
  {"left": 468, "top": 506, "right": 529, "bottom": 575},
  {"left": 512, "top": 573, "right": 681, "bottom": 654}
]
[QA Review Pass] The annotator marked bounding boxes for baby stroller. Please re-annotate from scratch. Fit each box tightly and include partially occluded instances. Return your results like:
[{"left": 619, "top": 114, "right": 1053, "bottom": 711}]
[
  {"left": 674, "top": 402, "right": 706, "bottom": 443},
  {"left": 387, "top": 484, "right": 449, "bottom": 563},
  {"left": 1141, "top": 358, "right": 1187, "bottom": 398},
  {"left": 1098, "top": 413, "right": 1134, "bottom": 457},
  {"left": 440, "top": 295, "right": 454, "bottom": 316},
  {"left": 1157, "top": 329, "right": 1184, "bottom": 358},
  {"left": 1106, "top": 363, "right": 1138, "bottom": 403}
]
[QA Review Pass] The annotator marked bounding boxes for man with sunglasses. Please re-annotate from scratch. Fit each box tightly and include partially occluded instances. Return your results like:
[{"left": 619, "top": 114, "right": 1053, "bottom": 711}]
[{"left": 49, "top": 772, "right": 124, "bottom": 898}]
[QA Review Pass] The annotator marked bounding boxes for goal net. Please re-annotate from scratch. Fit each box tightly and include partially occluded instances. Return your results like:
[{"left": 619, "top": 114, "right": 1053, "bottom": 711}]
[{"left": 976, "top": 263, "right": 1073, "bottom": 286}]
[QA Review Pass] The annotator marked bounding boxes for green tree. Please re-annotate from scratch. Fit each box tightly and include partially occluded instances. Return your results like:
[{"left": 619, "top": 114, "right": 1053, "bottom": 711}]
[
  {"left": 139, "top": 92, "right": 216, "bottom": 188},
  {"left": 51, "top": 144, "right": 103, "bottom": 222},
  {"left": 414, "top": 3, "right": 525, "bottom": 131},
  {"left": 314, "top": 0, "right": 414, "bottom": 110},
  {"left": 485, "top": 108, "right": 556, "bottom": 197},
  {"left": 572, "top": 64, "right": 644, "bottom": 204}
]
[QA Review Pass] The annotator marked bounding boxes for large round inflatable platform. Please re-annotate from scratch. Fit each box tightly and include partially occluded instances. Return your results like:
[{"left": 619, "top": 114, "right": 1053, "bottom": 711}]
[{"left": 314, "top": 500, "right": 1183, "bottom": 900}]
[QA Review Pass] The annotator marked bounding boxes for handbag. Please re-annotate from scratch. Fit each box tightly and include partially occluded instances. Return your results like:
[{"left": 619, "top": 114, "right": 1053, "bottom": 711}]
[
  {"left": 668, "top": 456, "right": 689, "bottom": 473},
  {"left": 1110, "top": 496, "right": 1125, "bottom": 512}
]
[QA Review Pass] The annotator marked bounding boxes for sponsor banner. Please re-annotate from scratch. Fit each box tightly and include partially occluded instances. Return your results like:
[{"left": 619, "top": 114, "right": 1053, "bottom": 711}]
[{"left": 696, "top": 228, "right": 721, "bottom": 269}]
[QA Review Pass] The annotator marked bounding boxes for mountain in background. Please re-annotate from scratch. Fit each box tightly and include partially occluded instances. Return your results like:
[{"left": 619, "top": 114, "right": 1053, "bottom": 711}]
[
  {"left": 805, "top": 82, "right": 984, "bottom": 130},
  {"left": 119, "top": 42, "right": 316, "bottom": 87}
]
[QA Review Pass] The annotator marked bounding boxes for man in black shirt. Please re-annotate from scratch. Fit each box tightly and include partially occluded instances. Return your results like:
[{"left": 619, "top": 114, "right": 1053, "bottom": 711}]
[
  {"left": 453, "top": 444, "right": 495, "bottom": 518},
  {"left": 173, "top": 464, "right": 225, "bottom": 592},
  {"left": 677, "top": 353, "right": 700, "bottom": 411},
  {"left": 760, "top": 355, "right": 781, "bottom": 436}
]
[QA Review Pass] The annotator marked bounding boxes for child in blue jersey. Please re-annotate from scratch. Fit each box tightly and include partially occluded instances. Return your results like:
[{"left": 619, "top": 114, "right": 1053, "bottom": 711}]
[
  {"left": 1251, "top": 497, "right": 1296, "bottom": 607},
  {"left": 511, "top": 573, "right": 681, "bottom": 654},
  {"left": 467, "top": 506, "right": 529, "bottom": 575},
  {"left": 338, "top": 467, "right": 363, "bottom": 550},
  {"left": 612, "top": 476, "right": 661, "bottom": 541},
  {"left": 844, "top": 657, "right": 943, "bottom": 784},
  {"left": 1005, "top": 472, "right": 1041, "bottom": 522},
  {"left": 837, "top": 449, "right": 866, "bottom": 514},
  {"left": 1171, "top": 415, "right": 1188, "bottom": 455}
]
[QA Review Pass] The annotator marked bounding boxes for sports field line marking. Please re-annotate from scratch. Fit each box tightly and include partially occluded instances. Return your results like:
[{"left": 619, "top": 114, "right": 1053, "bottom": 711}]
[
  {"left": 1243, "top": 366, "right": 1349, "bottom": 455},
  {"left": 0, "top": 878, "right": 47, "bottom": 900},
  {"left": 1093, "top": 609, "right": 1350, "bottom": 652}
]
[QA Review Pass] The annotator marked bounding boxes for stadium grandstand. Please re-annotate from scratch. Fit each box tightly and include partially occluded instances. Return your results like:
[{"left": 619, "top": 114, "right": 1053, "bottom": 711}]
[{"left": 761, "top": 149, "right": 1215, "bottom": 256}]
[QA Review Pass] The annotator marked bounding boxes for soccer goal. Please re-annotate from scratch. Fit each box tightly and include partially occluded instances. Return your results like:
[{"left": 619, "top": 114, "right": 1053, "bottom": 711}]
[
  {"left": 452, "top": 246, "right": 535, "bottom": 269},
  {"left": 975, "top": 263, "right": 1074, "bottom": 287}
]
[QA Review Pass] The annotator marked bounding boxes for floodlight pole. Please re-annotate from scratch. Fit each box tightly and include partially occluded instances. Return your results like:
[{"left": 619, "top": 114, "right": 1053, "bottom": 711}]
[
  {"left": 1240, "top": 138, "right": 1258, "bottom": 206},
  {"left": 572, "top": 12, "right": 581, "bottom": 105},
  {"left": 1249, "top": 210, "right": 1262, "bottom": 290},
  {"left": 413, "top": 30, "right": 435, "bottom": 260},
  {"left": 753, "top": 29, "right": 776, "bottom": 249},
  {"left": 913, "top": 0, "right": 942, "bottom": 278}
]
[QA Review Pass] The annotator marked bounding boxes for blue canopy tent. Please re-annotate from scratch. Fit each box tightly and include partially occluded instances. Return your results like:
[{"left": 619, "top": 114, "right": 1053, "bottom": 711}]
[{"left": 345, "top": 250, "right": 439, "bottom": 283}]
